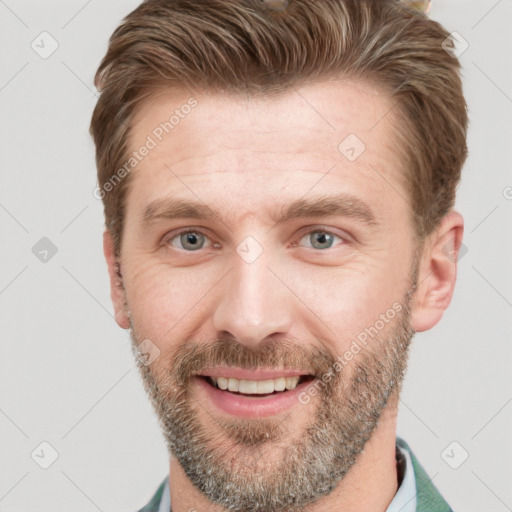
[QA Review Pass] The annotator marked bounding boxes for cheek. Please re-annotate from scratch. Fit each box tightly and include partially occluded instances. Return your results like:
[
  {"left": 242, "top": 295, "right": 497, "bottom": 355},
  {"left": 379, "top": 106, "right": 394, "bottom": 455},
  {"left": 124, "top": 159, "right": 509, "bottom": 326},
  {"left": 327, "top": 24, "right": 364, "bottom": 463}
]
[
  {"left": 286, "top": 261, "right": 406, "bottom": 346},
  {"left": 124, "top": 261, "right": 215, "bottom": 340}
]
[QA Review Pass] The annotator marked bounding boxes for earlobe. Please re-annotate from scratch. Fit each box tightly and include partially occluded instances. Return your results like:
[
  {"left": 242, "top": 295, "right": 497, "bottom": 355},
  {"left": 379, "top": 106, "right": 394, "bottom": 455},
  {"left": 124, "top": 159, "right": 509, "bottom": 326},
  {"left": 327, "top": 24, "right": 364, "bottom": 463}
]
[
  {"left": 410, "top": 210, "right": 464, "bottom": 332},
  {"left": 103, "top": 230, "right": 131, "bottom": 329}
]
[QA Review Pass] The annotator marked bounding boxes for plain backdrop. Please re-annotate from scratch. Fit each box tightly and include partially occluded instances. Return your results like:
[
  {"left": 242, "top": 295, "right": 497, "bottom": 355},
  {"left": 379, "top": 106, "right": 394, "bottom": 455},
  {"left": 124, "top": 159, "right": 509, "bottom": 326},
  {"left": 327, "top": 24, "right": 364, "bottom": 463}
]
[{"left": 1, "top": 1, "right": 511, "bottom": 511}]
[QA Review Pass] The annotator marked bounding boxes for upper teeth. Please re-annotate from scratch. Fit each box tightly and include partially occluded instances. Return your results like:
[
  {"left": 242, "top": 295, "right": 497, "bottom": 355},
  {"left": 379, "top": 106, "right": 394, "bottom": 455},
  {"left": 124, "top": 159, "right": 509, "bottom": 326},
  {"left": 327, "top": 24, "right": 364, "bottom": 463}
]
[{"left": 211, "top": 376, "right": 301, "bottom": 394}]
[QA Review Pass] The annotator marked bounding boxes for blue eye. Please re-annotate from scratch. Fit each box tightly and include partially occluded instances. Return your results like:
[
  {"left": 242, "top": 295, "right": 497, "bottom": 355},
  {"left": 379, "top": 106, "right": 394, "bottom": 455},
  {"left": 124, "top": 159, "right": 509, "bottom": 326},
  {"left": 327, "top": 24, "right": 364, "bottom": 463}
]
[
  {"left": 299, "top": 230, "right": 342, "bottom": 250},
  {"left": 168, "top": 230, "right": 209, "bottom": 251},
  {"left": 164, "top": 228, "right": 343, "bottom": 253}
]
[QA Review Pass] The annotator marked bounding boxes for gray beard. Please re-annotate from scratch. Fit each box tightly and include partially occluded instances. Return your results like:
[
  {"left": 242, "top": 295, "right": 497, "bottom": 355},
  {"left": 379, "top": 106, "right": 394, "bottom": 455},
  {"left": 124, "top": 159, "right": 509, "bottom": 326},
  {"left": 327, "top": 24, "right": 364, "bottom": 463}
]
[{"left": 129, "top": 275, "right": 416, "bottom": 512}]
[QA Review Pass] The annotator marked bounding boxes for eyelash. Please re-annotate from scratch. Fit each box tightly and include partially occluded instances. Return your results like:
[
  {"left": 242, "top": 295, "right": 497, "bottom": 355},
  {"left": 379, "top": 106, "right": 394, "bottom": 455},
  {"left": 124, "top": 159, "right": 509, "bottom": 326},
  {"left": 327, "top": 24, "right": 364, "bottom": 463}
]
[{"left": 162, "top": 226, "right": 346, "bottom": 252}]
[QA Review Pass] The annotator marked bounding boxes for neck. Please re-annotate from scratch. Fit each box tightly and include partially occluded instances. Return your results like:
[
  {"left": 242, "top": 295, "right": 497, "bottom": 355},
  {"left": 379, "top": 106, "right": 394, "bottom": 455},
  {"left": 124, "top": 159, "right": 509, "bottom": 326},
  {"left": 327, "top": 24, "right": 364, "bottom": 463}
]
[{"left": 168, "top": 393, "right": 400, "bottom": 512}]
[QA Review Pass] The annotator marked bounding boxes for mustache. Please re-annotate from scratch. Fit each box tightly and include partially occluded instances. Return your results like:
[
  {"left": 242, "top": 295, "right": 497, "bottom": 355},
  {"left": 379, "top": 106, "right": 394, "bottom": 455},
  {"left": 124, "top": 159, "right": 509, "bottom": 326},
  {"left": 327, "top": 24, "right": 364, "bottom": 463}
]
[{"left": 169, "top": 336, "right": 340, "bottom": 387}]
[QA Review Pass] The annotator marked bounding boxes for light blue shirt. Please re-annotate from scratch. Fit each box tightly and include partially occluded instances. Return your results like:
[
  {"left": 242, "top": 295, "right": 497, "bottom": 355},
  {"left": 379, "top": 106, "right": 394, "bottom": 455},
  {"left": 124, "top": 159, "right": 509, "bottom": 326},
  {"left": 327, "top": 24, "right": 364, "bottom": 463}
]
[
  {"left": 158, "top": 441, "right": 417, "bottom": 512},
  {"left": 388, "top": 441, "right": 417, "bottom": 512}
]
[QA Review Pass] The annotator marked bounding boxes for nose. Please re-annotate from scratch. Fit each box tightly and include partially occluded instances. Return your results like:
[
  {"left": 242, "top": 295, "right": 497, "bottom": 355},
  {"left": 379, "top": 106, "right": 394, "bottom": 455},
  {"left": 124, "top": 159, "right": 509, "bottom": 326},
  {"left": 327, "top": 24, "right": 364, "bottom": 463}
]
[{"left": 212, "top": 246, "right": 294, "bottom": 349}]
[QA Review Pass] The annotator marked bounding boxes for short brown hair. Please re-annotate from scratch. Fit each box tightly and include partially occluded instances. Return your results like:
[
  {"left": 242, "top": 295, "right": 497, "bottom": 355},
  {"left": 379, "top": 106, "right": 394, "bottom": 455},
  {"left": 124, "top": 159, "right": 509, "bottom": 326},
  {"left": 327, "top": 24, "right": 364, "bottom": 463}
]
[{"left": 90, "top": 0, "right": 468, "bottom": 255}]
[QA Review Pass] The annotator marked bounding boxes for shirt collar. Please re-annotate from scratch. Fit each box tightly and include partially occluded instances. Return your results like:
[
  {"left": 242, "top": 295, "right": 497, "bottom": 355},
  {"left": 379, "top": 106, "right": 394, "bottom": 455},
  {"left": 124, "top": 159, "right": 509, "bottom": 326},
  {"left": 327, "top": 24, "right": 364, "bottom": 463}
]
[
  {"left": 386, "top": 440, "right": 417, "bottom": 512},
  {"left": 158, "top": 476, "right": 170, "bottom": 512}
]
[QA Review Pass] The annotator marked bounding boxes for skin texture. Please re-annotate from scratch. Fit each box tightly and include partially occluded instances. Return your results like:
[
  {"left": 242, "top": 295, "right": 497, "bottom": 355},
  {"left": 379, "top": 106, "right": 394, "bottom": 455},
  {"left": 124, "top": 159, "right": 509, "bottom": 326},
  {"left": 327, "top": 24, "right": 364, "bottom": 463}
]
[{"left": 103, "top": 79, "right": 464, "bottom": 512}]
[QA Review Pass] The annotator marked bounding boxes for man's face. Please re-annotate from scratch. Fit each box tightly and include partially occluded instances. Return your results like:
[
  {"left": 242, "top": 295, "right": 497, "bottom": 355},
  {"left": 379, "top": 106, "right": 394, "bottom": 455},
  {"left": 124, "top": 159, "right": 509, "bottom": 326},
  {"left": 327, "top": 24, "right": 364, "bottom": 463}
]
[{"left": 116, "top": 80, "right": 419, "bottom": 511}]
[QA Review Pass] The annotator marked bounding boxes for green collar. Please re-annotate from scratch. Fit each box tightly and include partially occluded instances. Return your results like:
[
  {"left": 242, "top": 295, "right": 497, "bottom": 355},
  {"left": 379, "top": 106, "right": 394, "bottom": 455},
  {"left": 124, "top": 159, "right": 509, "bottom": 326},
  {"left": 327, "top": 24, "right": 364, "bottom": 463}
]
[{"left": 397, "top": 437, "right": 453, "bottom": 511}]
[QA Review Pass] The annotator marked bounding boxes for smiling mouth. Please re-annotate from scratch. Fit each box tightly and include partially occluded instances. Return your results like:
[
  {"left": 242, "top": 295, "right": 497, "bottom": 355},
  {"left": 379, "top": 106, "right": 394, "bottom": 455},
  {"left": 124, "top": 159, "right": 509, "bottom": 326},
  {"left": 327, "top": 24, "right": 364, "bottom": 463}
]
[{"left": 199, "top": 375, "right": 315, "bottom": 397}]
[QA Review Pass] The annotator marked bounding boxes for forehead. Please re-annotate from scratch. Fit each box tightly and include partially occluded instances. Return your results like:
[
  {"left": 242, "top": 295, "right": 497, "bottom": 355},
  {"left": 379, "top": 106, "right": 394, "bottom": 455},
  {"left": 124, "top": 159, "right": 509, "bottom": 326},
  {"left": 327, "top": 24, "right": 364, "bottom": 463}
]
[
  {"left": 125, "top": 79, "right": 408, "bottom": 227},
  {"left": 130, "top": 78, "right": 398, "bottom": 158}
]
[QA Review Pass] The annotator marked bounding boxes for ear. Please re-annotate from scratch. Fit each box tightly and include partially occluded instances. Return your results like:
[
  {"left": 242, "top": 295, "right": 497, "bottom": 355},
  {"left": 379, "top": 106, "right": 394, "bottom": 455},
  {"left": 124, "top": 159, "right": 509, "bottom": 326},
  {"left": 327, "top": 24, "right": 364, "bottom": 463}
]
[
  {"left": 103, "top": 230, "right": 131, "bottom": 329},
  {"left": 410, "top": 210, "right": 464, "bottom": 332}
]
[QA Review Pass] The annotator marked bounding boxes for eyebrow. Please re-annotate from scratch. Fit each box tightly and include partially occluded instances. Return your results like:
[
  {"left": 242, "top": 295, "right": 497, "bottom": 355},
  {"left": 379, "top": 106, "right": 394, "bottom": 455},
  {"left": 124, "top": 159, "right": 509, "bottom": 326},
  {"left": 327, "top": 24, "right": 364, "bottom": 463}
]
[{"left": 142, "top": 193, "right": 378, "bottom": 228}]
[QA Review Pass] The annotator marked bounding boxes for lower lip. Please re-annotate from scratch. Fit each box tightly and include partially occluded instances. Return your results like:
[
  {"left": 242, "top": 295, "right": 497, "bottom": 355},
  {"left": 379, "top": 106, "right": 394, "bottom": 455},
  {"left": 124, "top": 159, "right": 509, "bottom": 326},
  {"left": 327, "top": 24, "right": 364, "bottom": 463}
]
[{"left": 194, "top": 377, "right": 315, "bottom": 418}]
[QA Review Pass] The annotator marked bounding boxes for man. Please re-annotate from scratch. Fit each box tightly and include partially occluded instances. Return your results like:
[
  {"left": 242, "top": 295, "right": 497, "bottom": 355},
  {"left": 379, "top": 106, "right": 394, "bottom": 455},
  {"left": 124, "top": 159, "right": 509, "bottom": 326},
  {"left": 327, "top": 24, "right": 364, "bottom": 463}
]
[{"left": 89, "top": 0, "right": 467, "bottom": 510}]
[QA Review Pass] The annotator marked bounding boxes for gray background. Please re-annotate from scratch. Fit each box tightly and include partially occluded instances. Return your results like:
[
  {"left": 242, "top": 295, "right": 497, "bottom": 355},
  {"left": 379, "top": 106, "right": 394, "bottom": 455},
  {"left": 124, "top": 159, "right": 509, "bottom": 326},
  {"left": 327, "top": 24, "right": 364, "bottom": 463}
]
[{"left": 1, "top": 0, "right": 511, "bottom": 510}]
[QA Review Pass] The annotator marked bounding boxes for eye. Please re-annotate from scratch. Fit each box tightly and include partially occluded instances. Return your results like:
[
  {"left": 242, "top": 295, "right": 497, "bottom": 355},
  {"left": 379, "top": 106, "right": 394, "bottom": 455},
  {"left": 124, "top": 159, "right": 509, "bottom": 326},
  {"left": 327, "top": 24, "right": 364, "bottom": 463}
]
[
  {"left": 162, "top": 227, "right": 345, "bottom": 252},
  {"left": 296, "top": 229, "right": 344, "bottom": 250},
  {"left": 164, "top": 229, "right": 214, "bottom": 251}
]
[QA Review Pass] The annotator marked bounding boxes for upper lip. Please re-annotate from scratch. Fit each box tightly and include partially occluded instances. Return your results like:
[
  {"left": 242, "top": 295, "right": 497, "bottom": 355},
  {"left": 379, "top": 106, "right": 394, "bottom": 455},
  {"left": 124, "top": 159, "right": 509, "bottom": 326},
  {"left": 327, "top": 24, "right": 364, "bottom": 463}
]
[{"left": 196, "top": 367, "right": 312, "bottom": 380}]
